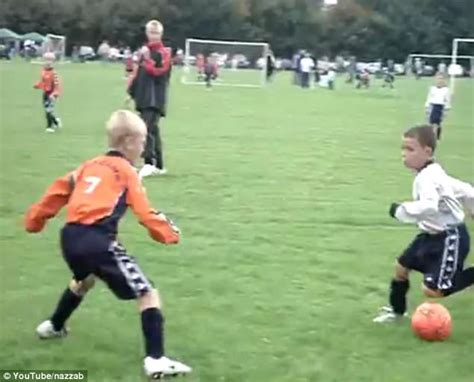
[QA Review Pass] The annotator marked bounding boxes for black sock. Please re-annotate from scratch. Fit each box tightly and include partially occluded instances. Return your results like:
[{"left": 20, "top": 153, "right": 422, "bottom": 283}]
[
  {"left": 46, "top": 113, "right": 53, "bottom": 128},
  {"left": 50, "top": 288, "right": 83, "bottom": 331},
  {"left": 389, "top": 279, "right": 410, "bottom": 315},
  {"left": 437, "top": 126, "right": 442, "bottom": 140},
  {"left": 47, "top": 112, "right": 58, "bottom": 127},
  {"left": 141, "top": 308, "right": 164, "bottom": 359},
  {"left": 444, "top": 267, "right": 474, "bottom": 296}
]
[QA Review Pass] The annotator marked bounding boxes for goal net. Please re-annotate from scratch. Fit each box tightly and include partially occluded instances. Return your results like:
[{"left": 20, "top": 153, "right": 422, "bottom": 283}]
[
  {"left": 44, "top": 34, "right": 66, "bottom": 60},
  {"left": 182, "top": 38, "right": 269, "bottom": 87}
]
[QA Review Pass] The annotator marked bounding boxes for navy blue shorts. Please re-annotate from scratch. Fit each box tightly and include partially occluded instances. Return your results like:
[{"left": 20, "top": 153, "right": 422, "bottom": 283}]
[
  {"left": 429, "top": 104, "right": 444, "bottom": 125},
  {"left": 60, "top": 224, "right": 153, "bottom": 300},
  {"left": 398, "top": 224, "right": 470, "bottom": 291}
]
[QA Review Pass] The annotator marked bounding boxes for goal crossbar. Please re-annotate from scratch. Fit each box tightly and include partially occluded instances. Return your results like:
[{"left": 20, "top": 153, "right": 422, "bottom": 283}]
[
  {"left": 410, "top": 54, "right": 474, "bottom": 60},
  {"left": 186, "top": 38, "right": 268, "bottom": 47}
]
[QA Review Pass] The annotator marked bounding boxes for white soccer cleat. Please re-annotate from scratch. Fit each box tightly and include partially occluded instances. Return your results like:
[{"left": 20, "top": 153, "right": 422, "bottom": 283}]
[
  {"left": 45, "top": 128, "right": 55, "bottom": 133},
  {"left": 373, "top": 306, "right": 408, "bottom": 323},
  {"left": 36, "top": 320, "right": 68, "bottom": 339},
  {"left": 56, "top": 118, "right": 62, "bottom": 128},
  {"left": 139, "top": 164, "right": 161, "bottom": 179},
  {"left": 144, "top": 356, "right": 192, "bottom": 379}
]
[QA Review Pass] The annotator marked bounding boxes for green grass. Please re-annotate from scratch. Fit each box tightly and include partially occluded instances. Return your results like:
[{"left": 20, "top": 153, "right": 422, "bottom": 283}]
[{"left": 0, "top": 61, "right": 473, "bottom": 382}]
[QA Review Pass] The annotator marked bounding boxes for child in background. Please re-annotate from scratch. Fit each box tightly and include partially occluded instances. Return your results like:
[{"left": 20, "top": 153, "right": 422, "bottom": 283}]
[
  {"left": 425, "top": 73, "right": 450, "bottom": 140},
  {"left": 34, "top": 52, "right": 62, "bottom": 132}
]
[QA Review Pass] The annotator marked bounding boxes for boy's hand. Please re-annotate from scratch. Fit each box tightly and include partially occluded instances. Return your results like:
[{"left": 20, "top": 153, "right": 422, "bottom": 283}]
[
  {"left": 389, "top": 203, "right": 400, "bottom": 218},
  {"left": 156, "top": 212, "right": 181, "bottom": 235}
]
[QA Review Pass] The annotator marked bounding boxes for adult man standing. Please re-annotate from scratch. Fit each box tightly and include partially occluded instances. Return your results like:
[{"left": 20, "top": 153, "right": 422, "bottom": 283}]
[
  {"left": 299, "top": 53, "right": 315, "bottom": 88},
  {"left": 129, "top": 20, "right": 171, "bottom": 178}
]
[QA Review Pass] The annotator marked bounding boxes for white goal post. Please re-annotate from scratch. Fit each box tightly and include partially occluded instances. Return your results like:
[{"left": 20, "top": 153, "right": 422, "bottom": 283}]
[
  {"left": 44, "top": 33, "right": 66, "bottom": 60},
  {"left": 182, "top": 38, "right": 270, "bottom": 88},
  {"left": 451, "top": 38, "right": 474, "bottom": 94}
]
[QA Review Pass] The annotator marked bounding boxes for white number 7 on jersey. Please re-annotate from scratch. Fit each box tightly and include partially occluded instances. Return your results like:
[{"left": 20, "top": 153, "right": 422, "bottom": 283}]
[{"left": 84, "top": 176, "right": 102, "bottom": 194}]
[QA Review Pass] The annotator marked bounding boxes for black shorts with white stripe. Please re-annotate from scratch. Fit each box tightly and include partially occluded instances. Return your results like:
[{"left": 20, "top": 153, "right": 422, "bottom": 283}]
[
  {"left": 61, "top": 223, "right": 153, "bottom": 300},
  {"left": 398, "top": 224, "right": 470, "bottom": 292}
]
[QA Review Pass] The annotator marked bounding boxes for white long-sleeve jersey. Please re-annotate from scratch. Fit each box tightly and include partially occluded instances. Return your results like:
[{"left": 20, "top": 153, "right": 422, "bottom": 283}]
[
  {"left": 425, "top": 86, "right": 451, "bottom": 109},
  {"left": 395, "top": 162, "right": 474, "bottom": 233}
]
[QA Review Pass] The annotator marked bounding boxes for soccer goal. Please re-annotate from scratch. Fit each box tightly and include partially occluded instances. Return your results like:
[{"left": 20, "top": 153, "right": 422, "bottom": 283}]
[
  {"left": 450, "top": 38, "right": 474, "bottom": 94},
  {"left": 182, "top": 38, "right": 269, "bottom": 87},
  {"left": 409, "top": 52, "right": 474, "bottom": 94},
  {"left": 44, "top": 34, "right": 66, "bottom": 60}
]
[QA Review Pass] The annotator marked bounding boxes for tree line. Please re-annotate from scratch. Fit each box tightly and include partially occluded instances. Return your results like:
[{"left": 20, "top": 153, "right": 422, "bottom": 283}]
[{"left": 1, "top": 0, "right": 473, "bottom": 60}]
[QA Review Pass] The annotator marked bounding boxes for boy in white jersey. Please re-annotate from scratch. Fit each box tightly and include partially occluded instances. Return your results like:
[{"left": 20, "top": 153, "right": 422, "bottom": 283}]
[
  {"left": 425, "top": 73, "right": 450, "bottom": 140},
  {"left": 374, "top": 125, "right": 474, "bottom": 323}
]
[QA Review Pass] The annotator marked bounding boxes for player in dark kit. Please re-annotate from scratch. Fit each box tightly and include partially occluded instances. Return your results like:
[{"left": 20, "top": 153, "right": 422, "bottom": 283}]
[
  {"left": 355, "top": 68, "right": 370, "bottom": 89},
  {"left": 26, "top": 110, "right": 191, "bottom": 379},
  {"left": 128, "top": 19, "right": 171, "bottom": 179},
  {"left": 374, "top": 125, "right": 474, "bottom": 323},
  {"left": 382, "top": 59, "right": 395, "bottom": 89}
]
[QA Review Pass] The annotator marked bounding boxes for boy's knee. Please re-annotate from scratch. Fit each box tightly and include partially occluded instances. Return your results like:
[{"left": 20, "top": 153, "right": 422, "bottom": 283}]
[
  {"left": 422, "top": 284, "right": 444, "bottom": 298},
  {"left": 138, "top": 288, "right": 161, "bottom": 311},
  {"left": 395, "top": 262, "right": 410, "bottom": 281},
  {"left": 69, "top": 275, "right": 95, "bottom": 296}
]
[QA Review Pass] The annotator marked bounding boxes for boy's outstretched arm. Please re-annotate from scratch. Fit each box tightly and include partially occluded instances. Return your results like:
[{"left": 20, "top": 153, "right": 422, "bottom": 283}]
[
  {"left": 25, "top": 172, "right": 76, "bottom": 233},
  {"left": 389, "top": 180, "right": 439, "bottom": 223},
  {"left": 126, "top": 171, "right": 180, "bottom": 244}
]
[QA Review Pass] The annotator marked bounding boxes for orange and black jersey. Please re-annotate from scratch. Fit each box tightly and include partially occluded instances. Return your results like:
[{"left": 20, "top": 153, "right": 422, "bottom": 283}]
[
  {"left": 34, "top": 67, "right": 61, "bottom": 96},
  {"left": 25, "top": 151, "right": 179, "bottom": 244}
]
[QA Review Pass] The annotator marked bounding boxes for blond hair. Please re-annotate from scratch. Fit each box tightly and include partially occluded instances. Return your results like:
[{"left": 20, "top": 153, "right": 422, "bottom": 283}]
[
  {"left": 146, "top": 19, "right": 163, "bottom": 34},
  {"left": 106, "top": 110, "right": 146, "bottom": 149}
]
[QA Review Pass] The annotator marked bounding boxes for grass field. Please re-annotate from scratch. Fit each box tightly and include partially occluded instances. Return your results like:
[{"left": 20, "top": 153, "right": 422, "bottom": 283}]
[{"left": 0, "top": 61, "right": 473, "bottom": 382}]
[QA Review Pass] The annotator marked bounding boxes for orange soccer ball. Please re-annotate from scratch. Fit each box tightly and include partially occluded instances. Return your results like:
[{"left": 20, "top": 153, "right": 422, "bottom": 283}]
[{"left": 411, "top": 302, "right": 452, "bottom": 341}]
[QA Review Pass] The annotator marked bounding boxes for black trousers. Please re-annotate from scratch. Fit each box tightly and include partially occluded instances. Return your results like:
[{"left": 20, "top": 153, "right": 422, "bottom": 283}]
[
  {"left": 139, "top": 108, "right": 163, "bottom": 169},
  {"left": 301, "top": 72, "right": 310, "bottom": 88}
]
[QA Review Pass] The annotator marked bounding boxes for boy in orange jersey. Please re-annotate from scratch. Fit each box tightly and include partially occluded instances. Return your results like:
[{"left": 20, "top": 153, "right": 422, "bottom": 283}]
[
  {"left": 25, "top": 110, "right": 191, "bottom": 379},
  {"left": 34, "top": 52, "right": 62, "bottom": 132}
]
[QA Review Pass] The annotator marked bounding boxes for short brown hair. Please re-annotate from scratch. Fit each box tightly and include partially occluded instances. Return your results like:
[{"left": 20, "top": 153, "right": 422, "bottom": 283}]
[{"left": 404, "top": 125, "right": 437, "bottom": 152}]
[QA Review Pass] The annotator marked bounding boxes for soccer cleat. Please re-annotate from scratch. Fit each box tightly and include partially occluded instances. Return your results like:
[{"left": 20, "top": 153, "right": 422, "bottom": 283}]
[
  {"left": 144, "top": 356, "right": 192, "bottom": 379},
  {"left": 139, "top": 164, "right": 161, "bottom": 179},
  {"left": 373, "top": 306, "right": 408, "bottom": 323},
  {"left": 56, "top": 118, "right": 62, "bottom": 128},
  {"left": 157, "top": 168, "right": 168, "bottom": 176},
  {"left": 36, "top": 320, "right": 68, "bottom": 339},
  {"left": 45, "top": 128, "right": 55, "bottom": 133}
]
